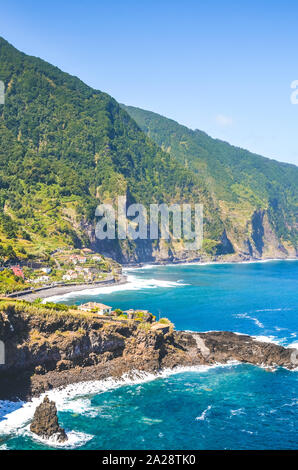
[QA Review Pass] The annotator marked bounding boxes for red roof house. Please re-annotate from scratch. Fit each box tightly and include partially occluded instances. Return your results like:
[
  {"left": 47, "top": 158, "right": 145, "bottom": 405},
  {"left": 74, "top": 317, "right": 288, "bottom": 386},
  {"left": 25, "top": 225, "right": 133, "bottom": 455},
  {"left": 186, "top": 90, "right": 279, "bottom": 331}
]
[{"left": 11, "top": 266, "right": 24, "bottom": 279}]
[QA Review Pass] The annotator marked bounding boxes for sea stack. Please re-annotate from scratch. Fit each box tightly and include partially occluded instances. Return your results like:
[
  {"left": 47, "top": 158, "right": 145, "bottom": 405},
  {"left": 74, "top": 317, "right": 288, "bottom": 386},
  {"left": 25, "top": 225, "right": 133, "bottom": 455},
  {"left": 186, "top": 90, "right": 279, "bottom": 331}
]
[{"left": 30, "top": 396, "right": 67, "bottom": 442}]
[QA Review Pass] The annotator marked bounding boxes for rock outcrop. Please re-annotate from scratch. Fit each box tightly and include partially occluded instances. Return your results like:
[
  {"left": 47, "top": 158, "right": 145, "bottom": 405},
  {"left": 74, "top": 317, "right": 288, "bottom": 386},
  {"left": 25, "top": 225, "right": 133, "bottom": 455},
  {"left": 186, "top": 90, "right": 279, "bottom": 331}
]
[
  {"left": 30, "top": 396, "right": 67, "bottom": 442},
  {"left": 0, "top": 303, "right": 297, "bottom": 401}
]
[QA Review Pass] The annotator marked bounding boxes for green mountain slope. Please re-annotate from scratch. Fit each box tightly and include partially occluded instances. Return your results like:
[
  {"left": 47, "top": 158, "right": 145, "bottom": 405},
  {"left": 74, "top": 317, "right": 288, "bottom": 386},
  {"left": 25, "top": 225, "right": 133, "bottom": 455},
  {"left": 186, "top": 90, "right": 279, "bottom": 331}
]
[
  {"left": 122, "top": 105, "right": 298, "bottom": 258},
  {"left": 0, "top": 36, "right": 296, "bottom": 266},
  {"left": 0, "top": 37, "right": 223, "bottom": 264}
]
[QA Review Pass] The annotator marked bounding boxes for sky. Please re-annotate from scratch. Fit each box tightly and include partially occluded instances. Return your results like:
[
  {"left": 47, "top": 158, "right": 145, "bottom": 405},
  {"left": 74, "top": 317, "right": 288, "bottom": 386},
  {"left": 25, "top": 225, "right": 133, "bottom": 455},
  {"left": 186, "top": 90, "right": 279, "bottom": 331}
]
[{"left": 1, "top": 0, "right": 298, "bottom": 166}]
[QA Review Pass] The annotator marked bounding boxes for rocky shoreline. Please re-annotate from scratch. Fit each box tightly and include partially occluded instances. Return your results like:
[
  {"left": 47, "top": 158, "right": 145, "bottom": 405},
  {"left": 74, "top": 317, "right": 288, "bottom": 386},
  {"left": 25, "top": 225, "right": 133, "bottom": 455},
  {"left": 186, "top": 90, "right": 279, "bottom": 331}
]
[{"left": 0, "top": 302, "right": 296, "bottom": 402}]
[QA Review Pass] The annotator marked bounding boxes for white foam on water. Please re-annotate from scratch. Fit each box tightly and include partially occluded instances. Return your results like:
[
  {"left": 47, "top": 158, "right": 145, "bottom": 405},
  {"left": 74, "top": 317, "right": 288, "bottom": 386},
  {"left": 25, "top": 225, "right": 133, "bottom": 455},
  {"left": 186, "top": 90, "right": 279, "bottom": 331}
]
[
  {"left": 45, "top": 274, "right": 189, "bottom": 302},
  {"left": 281, "top": 398, "right": 298, "bottom": 408},
  {"left": 286, "top": 341, "right": 298, "bottom": 349},
  {"left": 230, "top": 408, "right": 245, "bottom": 416},
  {"left": 195, "top": 405, "right": 212, "bottom": 421},
  {"left": 125, "top": 258, "right": 298, "bottom": 272},
  {"left": 60, "top": 397, "right": 92, "bottom": 414},
  {"left": 141, "top": 417, "right": 163, "bottom": 425},
  {"left": 234, "top": 313, "right": 264, "bottom": 329},
  {"left": 0, "top": 361, "right": 240, "bottom": 442},
  {"left": 252, "top": 335, "right": 281, "bottom": 344},
  {"left": 24, "top": 426, "right": 93, "bottom": 448},
  {"left": 256, "top": 308, "right": 293, "bottom": 313},
  {"left": 274, "top": 326, "right": 288, "bottom": 332},
  {"left": 241, "top": 429, "right": 255, "bottom": 435}
]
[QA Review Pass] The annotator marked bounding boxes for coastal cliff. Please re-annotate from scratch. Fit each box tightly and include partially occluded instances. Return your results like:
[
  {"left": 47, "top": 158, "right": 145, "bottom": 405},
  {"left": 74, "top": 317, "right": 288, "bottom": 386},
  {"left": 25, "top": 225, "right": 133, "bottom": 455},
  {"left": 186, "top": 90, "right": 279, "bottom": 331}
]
[
  {"left": 0, "top": 38, "right": 297, "bottom": 270},
  {"left": 0, "top": 300, "right": 296, "bottom": 401}
]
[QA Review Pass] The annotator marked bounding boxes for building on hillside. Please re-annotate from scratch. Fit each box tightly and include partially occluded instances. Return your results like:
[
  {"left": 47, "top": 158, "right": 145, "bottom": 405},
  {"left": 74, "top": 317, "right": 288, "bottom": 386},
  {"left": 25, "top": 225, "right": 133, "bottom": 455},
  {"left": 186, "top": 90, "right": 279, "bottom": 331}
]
[
  {"left": 92, "top": 255, "right": 102, "bottom": 262},
  {"left": 69, "top": 255, "right": 86, "bottom": 265},
  {"left": 79, "top": 302, "right": 112, "bottom": 315},
  {"left": 41, "top": 267, "right": 52, "bottom": 274},
  {"left": 62, "top": 270, "right": 78, "bottom": 281},
  {"left": 11, "top": 266, "right": 24, "bottom": 279},
  {"left": 69, "top": 255, "right": 77, "bottom": 264}
]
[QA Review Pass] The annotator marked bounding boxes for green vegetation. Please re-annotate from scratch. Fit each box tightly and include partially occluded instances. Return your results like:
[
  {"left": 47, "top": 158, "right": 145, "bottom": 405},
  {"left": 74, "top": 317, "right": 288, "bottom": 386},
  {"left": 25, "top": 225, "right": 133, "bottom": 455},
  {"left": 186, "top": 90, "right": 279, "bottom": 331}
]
[
  {"left": 0, "top": 268, "right": 25, "bottom": 293},
  {"left": 122, "top": 105, "right": 298, "bottom": 254},
  {"left": 0, "top": 37, "right": 205, "bottom": 264},
  {"left": 0, "top": 36, "right": 296, "bottom": 270},
  {"left": 114, "top": 308, "right": 123, "bottom": 316},
  {"left": 158, "top": 317, "right": 172, "bottom": 325},
  {"left": 0, "top": 298, "right": 86, "bottom": 320},
  {"left": 133, "top": 310, "right": 155, "bottom": 322},
  {"left": 155, "top": 317, "right": 175, "bottom": 332}
]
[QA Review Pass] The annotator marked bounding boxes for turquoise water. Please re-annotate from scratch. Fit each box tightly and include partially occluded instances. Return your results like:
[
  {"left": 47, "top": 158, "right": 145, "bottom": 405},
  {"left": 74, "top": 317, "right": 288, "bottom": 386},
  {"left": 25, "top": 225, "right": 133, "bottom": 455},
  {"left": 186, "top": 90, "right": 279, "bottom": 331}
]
[{"left": 1, "top": 260, "right": 297, "bottom": 449}]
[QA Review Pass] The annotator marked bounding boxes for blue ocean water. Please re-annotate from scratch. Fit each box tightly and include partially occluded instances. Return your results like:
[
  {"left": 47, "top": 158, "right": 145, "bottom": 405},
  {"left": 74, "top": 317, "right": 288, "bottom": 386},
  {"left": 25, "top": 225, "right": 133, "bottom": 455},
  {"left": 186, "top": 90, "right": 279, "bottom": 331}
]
[{"left": 1, "top": 260, "right": 297, "bottom": 450}]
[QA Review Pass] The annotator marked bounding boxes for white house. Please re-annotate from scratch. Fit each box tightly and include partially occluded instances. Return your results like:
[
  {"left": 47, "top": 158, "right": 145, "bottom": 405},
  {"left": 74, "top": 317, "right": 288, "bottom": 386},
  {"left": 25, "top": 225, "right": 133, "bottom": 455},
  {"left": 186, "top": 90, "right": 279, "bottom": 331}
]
[
  {"left": 41, "top": 267, "right": 52, "bottom": 274},
  {"left": 79, "top": 302, "right": 112, "bottom": 315}
]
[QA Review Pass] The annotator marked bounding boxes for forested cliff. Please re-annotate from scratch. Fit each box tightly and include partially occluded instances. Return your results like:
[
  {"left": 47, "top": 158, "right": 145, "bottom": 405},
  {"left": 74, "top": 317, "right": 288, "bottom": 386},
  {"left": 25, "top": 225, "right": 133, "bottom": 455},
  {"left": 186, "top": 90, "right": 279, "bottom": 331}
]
[{"left": 0, "top": 37, "right": 296, "bottom": 265}]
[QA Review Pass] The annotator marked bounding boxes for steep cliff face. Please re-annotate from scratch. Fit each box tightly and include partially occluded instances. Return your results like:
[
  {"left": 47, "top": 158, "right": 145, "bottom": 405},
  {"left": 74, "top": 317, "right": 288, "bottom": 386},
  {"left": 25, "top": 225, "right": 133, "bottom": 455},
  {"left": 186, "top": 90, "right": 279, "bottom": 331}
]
[
  {"left": 0, "top": 37, "right": 296, "bottom": 266},
  {"left": 0, "top": 37, "right": 206, "bottom": 265},
  {"left": 0, "top": 302, "right": 296, "bottom": 400},
  {"left": 122, "top": 105, "right": 298, "bottom": 262},
  {"left": 0, "top": 301, "right": 196, "bottom": 398},
  {"left": 251, "top": 209, "right": 292, "bottom": 258}
]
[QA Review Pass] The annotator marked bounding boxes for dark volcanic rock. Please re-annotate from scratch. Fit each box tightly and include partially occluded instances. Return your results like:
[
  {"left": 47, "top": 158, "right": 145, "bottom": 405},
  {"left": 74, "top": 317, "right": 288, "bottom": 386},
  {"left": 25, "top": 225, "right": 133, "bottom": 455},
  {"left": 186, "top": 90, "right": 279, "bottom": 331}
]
[
  {"left": 30, "top": 396, "right": 67, "bottom": 442},
  {"left": 0, "top": 304, "right": 297, "bottom": 401},
  {"left": 195, "top": 331, "right": 296, "bottom": 369}
]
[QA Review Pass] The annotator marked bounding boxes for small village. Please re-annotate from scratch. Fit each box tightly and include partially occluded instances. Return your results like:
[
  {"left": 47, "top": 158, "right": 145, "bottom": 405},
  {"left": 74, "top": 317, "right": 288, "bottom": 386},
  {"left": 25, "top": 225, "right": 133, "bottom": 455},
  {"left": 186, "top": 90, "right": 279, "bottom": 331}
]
[{"left": 0, "top": 248, "right": 122, "bottom": 295}]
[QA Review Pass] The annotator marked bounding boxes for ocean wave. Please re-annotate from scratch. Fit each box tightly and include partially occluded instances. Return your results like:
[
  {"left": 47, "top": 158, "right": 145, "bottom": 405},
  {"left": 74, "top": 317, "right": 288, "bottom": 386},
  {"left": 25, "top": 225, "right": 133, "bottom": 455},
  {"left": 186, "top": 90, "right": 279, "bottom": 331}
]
[
  {"left": 281, "top": 398, "right": 298, "bottom": 408},
  {"left": 25, "top": 427, "right": 93, "bottom": 448},
  {"left": 45, "top": 274, "right": 189, "bottom": 302},
  {"left": 286, "top": 341, "right": 298, "bottom": 349},
  {"left": 0, "top": 362, "right": 240, "bottom": 440},
  {"left": 234, "top": 312, "right": 264, "bottom": 329},
  {"left": 230, "top": 408, "right": 245, "bottom": 416},
  {"left": 241, "top": 429, "right": 255, "bottom": 435},
  {"left": 255, "top": 308, "right": 293, "bottom": 313},
  {"left": 141, "top": 417, "right": 163, "bottom": 425},
  {"left": 195, "top": 405, "right": 212, "bottom": 421},
  {"left": 252, "top": 335, "right": 281, "bottom": 345}
]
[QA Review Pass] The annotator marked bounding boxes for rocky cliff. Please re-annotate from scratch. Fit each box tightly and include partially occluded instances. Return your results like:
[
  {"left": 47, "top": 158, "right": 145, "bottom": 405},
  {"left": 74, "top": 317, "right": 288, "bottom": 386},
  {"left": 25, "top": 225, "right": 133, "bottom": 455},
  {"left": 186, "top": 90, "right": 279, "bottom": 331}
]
[
  {"left": 0, "top": 38, "right": 296, "bottom": 267},
  {"left": 122, "top": 105, "right": 298, "bottom": 262},
  {"left": 0, "top": 301, "right": 296, "bottom": 401}
]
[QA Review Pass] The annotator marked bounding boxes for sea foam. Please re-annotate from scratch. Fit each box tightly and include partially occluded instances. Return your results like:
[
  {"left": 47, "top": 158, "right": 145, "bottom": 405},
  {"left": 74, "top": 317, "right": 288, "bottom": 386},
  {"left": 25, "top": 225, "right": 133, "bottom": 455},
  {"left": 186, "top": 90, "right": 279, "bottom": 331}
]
[
  {"left": 0, "top": 362, "right": 240, "bottom": 445},
  {"left": 44, "top": 274, "right": 189, "bottom": 302}
]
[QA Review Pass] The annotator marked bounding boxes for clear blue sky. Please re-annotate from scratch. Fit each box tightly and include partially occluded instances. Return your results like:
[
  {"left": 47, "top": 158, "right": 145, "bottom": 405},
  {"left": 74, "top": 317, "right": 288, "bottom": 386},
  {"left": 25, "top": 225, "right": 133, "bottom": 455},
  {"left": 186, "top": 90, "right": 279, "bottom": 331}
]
[{"left": 2, "top": 0, "right": 298, "bottom": 165}]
